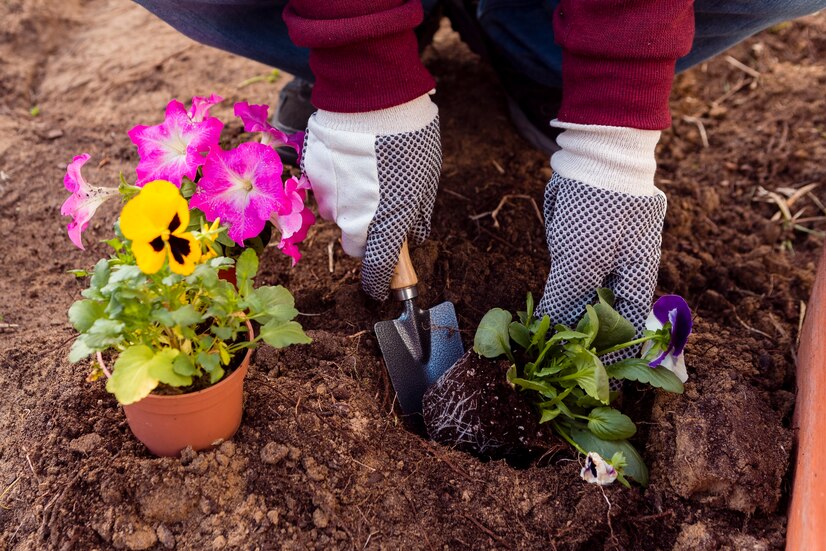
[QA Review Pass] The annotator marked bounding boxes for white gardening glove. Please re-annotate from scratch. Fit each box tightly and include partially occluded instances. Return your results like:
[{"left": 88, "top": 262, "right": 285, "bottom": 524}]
[
  {"left": 536, "top": 121, "right": 667, "bottom": 338},
  {"left": 301, "top": 93, "right": 441, "bottom": 300}
]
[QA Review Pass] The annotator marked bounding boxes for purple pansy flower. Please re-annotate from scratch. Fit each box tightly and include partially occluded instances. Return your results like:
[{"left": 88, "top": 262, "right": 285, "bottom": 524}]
[
  {"left": 61, "top": 154, "right": 119, "bottom": 250},
  {"left": 234, "top": 102, "right": 304, "bottom": 163},
  {"left": 580, "top": 452, "right": 617, "bottom": 486},
  {"left": 270, "top": 175, "right": 315, "bottom": 265},
  {"left": 642, "top": 295, "right": 693, "bottom": 382},
  {"left": 128, "top": 98, "right": 224, "bottom": 187},
  {"left": 189, "top": 142, "right": 286, "bottom": 244}
]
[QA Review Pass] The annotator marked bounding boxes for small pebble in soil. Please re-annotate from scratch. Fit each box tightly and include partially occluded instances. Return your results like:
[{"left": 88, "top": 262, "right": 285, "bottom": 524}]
[
  {"left": 312, "top": 507, "right": 330, "bottom": 529},
  {"left": 302, "top": 457, "right": 327, "bottom": 481},
  {"left": 267, "top": 509, "right": 280, "bottom": 527},
  {"left": 211, "top": 534, "right": 226, "bottom": 550},
  {"left": 156, "top": 524, "right": 175, "bottom": 549},
  {"left": 260, "top": 442, "right": 289, "bottom": 465},
  {"left": 68, "top": 433, "right": 103, "bottom": 454}
]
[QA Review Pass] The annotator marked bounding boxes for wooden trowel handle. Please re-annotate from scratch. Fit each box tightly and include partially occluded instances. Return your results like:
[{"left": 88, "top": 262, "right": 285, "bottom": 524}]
[{"left": 390, "top": 240, "right": 418, "bottom": 291}]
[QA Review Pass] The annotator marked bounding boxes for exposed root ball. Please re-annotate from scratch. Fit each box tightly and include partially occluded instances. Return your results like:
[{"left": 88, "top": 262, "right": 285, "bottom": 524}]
[{"left": 422, "top": 350, "right": 542, "bottom": 458}]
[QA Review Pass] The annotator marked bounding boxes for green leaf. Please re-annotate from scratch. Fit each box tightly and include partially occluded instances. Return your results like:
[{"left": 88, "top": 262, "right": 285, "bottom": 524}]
[
  {"left": 68, "top": 300, "right": 105, "bottom": 332},
  {"left": 105, "top": 237, "right": 124, "bottom": 252},
  {"left": 566, "top": 345, "right": 610, "bottom": 404},
  {"left": 473, "top": 308, "right": 512, "bottom": 359},
  {"left": 235, "top": 248, "right": 259, "bottom": 293},
  {"left": 68, "top": 337, "right": 96, "bottom": 363},
  {"left": 211, "top": 325, "right": 234, "bottom": 340},
  {"left": 151, "top": 308, "right": 174, "bottom": 327},
  {"left": 548, "top": 330, "right": 590, "bottom": 345},
  {"left": 259, "top": 320, "right": 312, "bottom": 348},
  {"left": 84, "top": 318, "right": 124, "bottom": 348},
  {"left": 510, "top": 375, "right": 557, "bottom": 398},
  {"left": 171, "top": 305, "right": 203, "bottom": 327},
  {"left": 67, "top": 269, "right": 89, "bottom": 278},
  {"left": 576, "top": 394, "right": 605, "bottom": 408},
  {"left": 530, "top": 315, "right": 551, "bottom": 349},
  {"left": 82, "top": 259, "right": 111, "bottom": 299},
  {"left": 172, "top": 353, "right": 196, "bottom": 376},
  {"left": 247, "top": 286, "right": 298, "bottom": 322},
  {"left": 587, "top": 407, "right": 637, "bottom": 440},
  {"left": 147, "top": 349, "right": 191, "bottom": 387},
  {"left": 518, "top": 292, "right": 535, "bottom": 325},
  {"left": 101, "top": 265, "right": 144, "bottom": 293},
  {"left": 508, "top": 322, "right": 531, "bottom": 350},
  {"left": 105, "top": 345, "right": 160, "bottom": 405},
  {"left": 197, "top": 351, "right": 220, "bottom": 373},
  {"left": 591, "top": 290, "right": 636, "bottom": 351},
  {"left": 539, "top": 408, "right": 561, "bottom": 424},
  {"left": 534, "top": 361, "right": 566, "bottom": 378},
  {"left": 209, "top": 365, "right": 225, "bottom": 384},
  {"left": 569, "top": 427, "right": 648, "bottom": 486},
  {"left": 606, "top": 358, "right": 684, "bottom": 394},
  {"left": 575, "top": 305, "right": 600, "bottom": 348}
]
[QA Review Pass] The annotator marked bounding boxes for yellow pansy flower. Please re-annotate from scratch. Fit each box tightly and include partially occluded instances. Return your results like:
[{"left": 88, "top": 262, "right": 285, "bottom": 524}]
[{"left": 120, "top": 180, "right": 201, "bottom": 275}]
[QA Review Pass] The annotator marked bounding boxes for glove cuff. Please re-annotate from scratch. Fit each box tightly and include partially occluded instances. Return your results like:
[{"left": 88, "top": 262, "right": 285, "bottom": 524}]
[
  {"left": 550, "top": 120, "right": 660, "bottom": 196},
  {"left": 313, "top": 92, "right": 437, "bottom": 135}
]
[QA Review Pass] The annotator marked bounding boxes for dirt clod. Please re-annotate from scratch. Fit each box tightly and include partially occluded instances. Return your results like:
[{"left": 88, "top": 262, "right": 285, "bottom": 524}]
[
  {"left": 260, "top": 442, "right": 289, "bottom": 465},
  {"left": 68, "top": 433, "right": 104, "bottom": 454}
]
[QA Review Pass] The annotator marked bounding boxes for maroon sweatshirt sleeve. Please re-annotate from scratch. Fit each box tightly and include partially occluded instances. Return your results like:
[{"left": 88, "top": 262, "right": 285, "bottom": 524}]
[
  {"left": 283, "top": 1, "right": 435, "bottom": 113},
  {"left": 553, "top": 1, "right": 695, "bottom": 130}
]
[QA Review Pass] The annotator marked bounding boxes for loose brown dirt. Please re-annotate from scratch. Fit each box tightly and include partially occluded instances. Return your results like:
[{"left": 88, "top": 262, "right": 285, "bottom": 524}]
[{"left": 1, "top": 2, "right": 825, "bottom": 549}]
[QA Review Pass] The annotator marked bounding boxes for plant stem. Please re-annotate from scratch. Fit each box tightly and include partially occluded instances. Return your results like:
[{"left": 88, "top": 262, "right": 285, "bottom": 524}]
[
  {"left": 596, "top": 336, "right": 652, "bottom": 357},
  {"left": 552, "top": 421, "right": 587, "bottom": 455},
  {"left": 542, "top": 385, "right": 574, "bottom": 409}
]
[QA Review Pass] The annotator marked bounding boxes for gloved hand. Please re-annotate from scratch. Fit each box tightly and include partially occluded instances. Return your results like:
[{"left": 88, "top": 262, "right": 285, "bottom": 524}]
[
  {"left": 301, "top": 93, "right": 441, "bottom": 301},
  {"left": 536, "top": 121, "right": 667, "bottom": 337}
]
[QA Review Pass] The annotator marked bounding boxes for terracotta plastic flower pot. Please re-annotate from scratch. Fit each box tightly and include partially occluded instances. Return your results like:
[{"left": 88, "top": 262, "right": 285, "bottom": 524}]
[
  {"left": 787, "top": 248, "right": 826, "bottom": 550},
  {"left": 104, "top": 322, "right": 253, "bottom": 457}
]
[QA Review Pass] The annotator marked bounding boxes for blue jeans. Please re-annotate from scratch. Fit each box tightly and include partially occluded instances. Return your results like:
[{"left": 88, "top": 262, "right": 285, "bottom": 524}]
[{"left": 135, "top": 0, "right": 825, "bottom": 88}]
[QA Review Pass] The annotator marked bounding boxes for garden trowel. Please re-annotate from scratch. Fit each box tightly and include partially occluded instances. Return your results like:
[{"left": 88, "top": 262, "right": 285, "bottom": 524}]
[{"left": 374, "top": 241, "right": 464, "bottom": 416}]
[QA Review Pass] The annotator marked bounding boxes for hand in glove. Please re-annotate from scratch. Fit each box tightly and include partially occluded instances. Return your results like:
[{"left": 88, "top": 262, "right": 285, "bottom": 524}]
[
  {"left": 536, "top": 121, "right": 667, "bottom": 338},
  {"left": 301, "top": 93, "right": 441, "bottom": 301}
]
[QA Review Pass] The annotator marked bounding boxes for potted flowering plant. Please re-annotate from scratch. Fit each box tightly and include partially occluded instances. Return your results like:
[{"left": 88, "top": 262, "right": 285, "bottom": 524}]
[
  {"left": 62, "top": 95, "right": 314, "bottom": 456},
  {"left": 423, "top": 290, "right": 692, "bottom": 487}
]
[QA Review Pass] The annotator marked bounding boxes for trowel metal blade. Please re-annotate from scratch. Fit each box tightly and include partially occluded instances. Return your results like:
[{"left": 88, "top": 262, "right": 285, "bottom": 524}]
[{"left": 375, "top": 300, "right": 464, "bottom": 415}]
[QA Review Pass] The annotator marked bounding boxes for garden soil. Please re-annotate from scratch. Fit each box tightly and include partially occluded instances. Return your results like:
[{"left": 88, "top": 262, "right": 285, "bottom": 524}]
[{"left": 1, "top": 2, "right": 825, "bottom": 549}]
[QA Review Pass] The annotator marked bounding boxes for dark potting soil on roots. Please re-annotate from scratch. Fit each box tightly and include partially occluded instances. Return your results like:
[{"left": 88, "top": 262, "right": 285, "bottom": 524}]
[{"left": 2, "top": 4, "right": 825, "bottom": 549}]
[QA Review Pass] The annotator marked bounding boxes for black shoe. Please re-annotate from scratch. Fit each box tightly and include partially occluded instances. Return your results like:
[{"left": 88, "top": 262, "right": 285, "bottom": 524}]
[{"left": 273, "top": 78, "right": 315, "bottom": 165}]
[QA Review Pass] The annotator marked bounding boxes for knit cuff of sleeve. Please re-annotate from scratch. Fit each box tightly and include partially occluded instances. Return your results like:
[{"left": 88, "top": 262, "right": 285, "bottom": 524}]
[
  {"left": 550, "top": 120, "right": 661, "bottom": 197},
  {"left": 314, "top": 92, "right": 437, "bottom": 135},
  {"left": 283, "top": 0, "right": 435, "bottom": 113},
  {"left": 555, "top": 52, "right": 676, "bottom": 130}
]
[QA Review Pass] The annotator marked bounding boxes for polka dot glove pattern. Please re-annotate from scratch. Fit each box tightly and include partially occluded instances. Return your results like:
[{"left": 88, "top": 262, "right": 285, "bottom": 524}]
[
  {"left": 536, "top": 174, "right": 667, "bottom": 353},
  {"left": 361, "top": 120, "right": 441, "bottom": 300},
  {"left": 301, "top": 111, "right": 441, "bottom": 301}
]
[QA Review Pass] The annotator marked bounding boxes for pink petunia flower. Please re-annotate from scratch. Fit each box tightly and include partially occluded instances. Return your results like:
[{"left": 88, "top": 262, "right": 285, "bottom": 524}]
[
  {"left": 271, "top": 174, "right": 315, "bottom": 265},
  {"left": 61, "top": 154, "right": 119, "bottom": 250},
  {"left": 234, "top": 102, "right": 304, "bottom": 163},
  {"left": 189, "top": 142, "right": 286, "bottom": 244},
  {"left": 188, "top": 93, "right": 224, "bottom": 122},
  {"left": 128, "top": 99, "right": 224, "bottom": 187}
]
